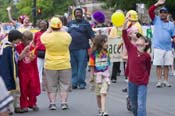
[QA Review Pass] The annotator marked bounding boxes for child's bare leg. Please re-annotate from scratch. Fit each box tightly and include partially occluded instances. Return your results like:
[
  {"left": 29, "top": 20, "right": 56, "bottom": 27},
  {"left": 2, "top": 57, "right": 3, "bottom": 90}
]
[
  {"left": 96, "top": 95, "right": 101, "bottom": 111},
  {"left": 101, "top": 93, "right": 107, "bottom": 112}
]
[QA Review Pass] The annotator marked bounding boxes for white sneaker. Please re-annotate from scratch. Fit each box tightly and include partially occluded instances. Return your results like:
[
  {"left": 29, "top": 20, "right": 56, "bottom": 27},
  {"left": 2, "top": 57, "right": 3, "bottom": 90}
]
[
  {"left": 61, "top": 104, "right": 69, "bottom": 110},
  {"left": 169, "top": 71, "right": 173, "bottom": 76},
  {"left": 124, "top": 79, "right": 128, "bottom": 83},
  {"left": 162, "top": 80, "right": 171, "bottom": 87},
  {"left": 102, "top": 112, "right": 109, "bottom": 116},
  {"left": 48, "top": 104, "right": 56, "bottom": 110},
  {"left": 97, "top": 109, "right": 102, "bottom": 116},
  {"left": 156, "top": 80, "right": 162, "bottom": 88},
  {"left": 173, "top": 71, "right": 175, "bottom": 76}
]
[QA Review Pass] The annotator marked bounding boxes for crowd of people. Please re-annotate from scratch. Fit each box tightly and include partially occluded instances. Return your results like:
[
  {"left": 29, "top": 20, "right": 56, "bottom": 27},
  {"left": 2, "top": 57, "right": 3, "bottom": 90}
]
[{"left": 0, "top": 0, "right": 175, "bottom": 116}]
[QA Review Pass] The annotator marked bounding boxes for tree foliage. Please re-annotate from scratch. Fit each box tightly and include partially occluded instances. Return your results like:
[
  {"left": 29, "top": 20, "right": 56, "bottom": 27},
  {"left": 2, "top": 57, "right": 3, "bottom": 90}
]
[
  {"left": 17, "top": 0, "right": 73, "bottom": 19},
  {"left": 0, "top": 0, "right": 73, "bottom": 22},
  {"left": 0, "top": 0, "right": 14, "bottom": 22},
  {"left": 98, "top": 0, "right": 175, "bottom": 18}
]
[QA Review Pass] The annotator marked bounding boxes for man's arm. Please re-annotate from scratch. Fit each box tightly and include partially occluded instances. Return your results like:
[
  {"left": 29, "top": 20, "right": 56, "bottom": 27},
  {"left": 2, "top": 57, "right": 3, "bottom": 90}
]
[
  {"left": 148, "top": 5, "right": 156, "bottom": 21},
  {"left": 86, "top": 22, "right": 95, "bottom": 40},
  {"left": 148, "top": 0, "right": 166, "bottom": 20}
]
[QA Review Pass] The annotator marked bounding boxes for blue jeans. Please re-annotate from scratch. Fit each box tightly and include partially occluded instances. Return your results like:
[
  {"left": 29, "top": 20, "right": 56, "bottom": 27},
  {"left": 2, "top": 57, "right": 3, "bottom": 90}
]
[
  {"left": 128, "top": 82, "right": 147, "bottom": 116},
  {"left": 70, "top": 49, "right": 88, "bottom": 88}
]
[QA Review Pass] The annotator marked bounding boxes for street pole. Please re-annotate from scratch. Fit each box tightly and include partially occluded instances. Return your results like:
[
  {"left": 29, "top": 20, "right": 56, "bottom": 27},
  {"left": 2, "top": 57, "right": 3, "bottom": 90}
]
[{"left": 33, "top": 0, "right": 36, "bottom": 27}]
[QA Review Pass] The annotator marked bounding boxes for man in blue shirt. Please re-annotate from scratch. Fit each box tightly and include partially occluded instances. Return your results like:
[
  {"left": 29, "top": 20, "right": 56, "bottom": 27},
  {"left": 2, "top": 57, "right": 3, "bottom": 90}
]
[
  {"left": 68, "top": 8, "right": 94, "bottom": 89},
  {"left": 149, "top": 0, "right": 175, "bottom": 88}
]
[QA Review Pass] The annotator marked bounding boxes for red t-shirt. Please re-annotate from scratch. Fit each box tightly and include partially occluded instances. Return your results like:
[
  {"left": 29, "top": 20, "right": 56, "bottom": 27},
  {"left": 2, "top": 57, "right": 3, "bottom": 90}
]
[
  {"left": 16, "top": 43, "right": 40, "bottom": 96},
  {"left": 34, "top": 31, "right": 45, "bottom": 51},
  {"left": 122, "top": 30, "right": 151, "bottom": 85}
]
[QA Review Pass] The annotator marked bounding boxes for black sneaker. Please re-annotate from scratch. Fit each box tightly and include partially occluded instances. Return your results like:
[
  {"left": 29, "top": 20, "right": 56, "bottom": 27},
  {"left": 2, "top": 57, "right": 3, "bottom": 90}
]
[
  {"left": 61, "top": 104, "right": 69, "bottom": 110},
  {"left": 72, "top": 86, "right": 78, "bottom": 89},
  {"left": 126, "top": 97, "right": 131, "bottom": 111},
  {"left": 122, "top": 88, "right": 127, "bottom": 92},
  {"left": 48, "top": 104, "right": 56, "bottom": 110},
  {"left": 14, "top": 107, "right": 28, "bottom": 113},
  {"left": 8, "top": 109, "right": 13, "bottom": 115},
  {"left": 29, "top": 105, "right": 39, "bottom": 111},
  {"left": 111, "top": 79, "right": 117, "bottom": 83}
]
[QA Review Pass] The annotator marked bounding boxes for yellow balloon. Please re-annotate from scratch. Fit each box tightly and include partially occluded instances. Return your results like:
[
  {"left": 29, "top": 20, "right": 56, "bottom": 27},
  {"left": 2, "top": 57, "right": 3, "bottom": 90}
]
[{"left": 111, "top": 11, "right": 125, "bottom": 27}]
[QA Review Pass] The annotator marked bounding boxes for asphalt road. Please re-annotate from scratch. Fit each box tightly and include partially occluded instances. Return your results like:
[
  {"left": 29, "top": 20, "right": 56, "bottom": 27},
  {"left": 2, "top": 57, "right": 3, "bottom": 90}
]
[{"left": 14, "top": 66, "right": 175, "bottom": 116}]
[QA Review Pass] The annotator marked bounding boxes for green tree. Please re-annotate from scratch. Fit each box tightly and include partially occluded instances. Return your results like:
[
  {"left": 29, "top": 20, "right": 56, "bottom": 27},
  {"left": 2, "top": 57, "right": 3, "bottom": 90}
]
[
  {"left": 0, "top": 0, "right": 13, "bottom": 22},
  {"left": 98, "top": 0, "right": 175, "bottom": 18},
  {"left": 0, "top": 0, "right": 73, "bottom": 22},
  {"left": 16, "top": 0, "right": 73, "bottom": 19}
]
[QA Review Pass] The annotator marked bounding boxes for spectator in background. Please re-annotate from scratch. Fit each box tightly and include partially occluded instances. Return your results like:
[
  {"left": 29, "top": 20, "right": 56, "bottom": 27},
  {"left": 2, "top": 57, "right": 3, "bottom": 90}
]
[
  {"left": 7, "top": 7, "right": 32, "bottom": 31},
  {"left": 67, "top": 8, "right": 94, "bottom": 89},
  {"left": 149, "top": 0, "right": 175, "bottom": 87},
  {"left": 33, "top": 20, "right": 49, "bottom": 91},
  {"left": 59, "top": 16, "right": 68, "bottom": 32}
]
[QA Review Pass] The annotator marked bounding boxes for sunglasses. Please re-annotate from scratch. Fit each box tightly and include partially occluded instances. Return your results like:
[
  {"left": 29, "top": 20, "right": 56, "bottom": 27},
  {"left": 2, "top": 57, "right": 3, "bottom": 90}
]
[
  {"left": 136, "top": 44, "right": 145, "bottom": 47},
  {"left": 160, "top": 11, "right": 168, "bottom": 14}
]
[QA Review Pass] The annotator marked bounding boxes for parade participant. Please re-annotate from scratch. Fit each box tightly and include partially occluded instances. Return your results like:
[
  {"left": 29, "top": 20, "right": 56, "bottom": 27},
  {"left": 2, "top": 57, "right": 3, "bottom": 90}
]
[
  {"left": 119, "top": 10, "right": 143, "bottom": 112},
  {"left": 41, "top": 17, "right": 72, "bottom": 110},
  {"left": 109, "top": 10, "right": 123, "bottom": 83},
  {"left": 7, "top": 7, "right": 32, "bottom": 31},
  {"left": 92, "top": 11, "right": 106, "bottom": 28},
  {"left": 122, "top": 18, "right": 151, "bottom": 116},
  {"left": 122, "top": 10, "right": 143, "bottom": 92},
  {"left": 16, "top": 31, "right": 40, "bottom": 113},
  {"left": 89, "top": 35, "right": 110, "bottom": 116},
  {"left": 149, "top": 0, "right": 175, "bottom": 87},
  {"left": 0, "top": 77, "right": 14, "bottom": 116},
  {"left": 67, "top": 8, "right": 94, "bottom": 89},
  {"left": 126, "top": 10, "right": 143, "bottom": 34},
  {"left": 0, "top": 30, "right": 22, "bottom": 114},
  {"left": 109, "top": 25, "right": 122, "bottom": 83},
  {"left": 33, "top": 20, "right": 49, "bottom": 90}
]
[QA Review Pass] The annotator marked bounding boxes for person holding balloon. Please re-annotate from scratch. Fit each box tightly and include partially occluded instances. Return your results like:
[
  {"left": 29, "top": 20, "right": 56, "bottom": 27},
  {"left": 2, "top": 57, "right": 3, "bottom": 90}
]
[
  {"left": 16, "top": 31, "right": 40, "bottom": 113},
  {"left": 91, "top": 11, "right": 107, "bottom": 28},
  {"left": 110, "top": 10, "right": 125, "bottom": 83}
]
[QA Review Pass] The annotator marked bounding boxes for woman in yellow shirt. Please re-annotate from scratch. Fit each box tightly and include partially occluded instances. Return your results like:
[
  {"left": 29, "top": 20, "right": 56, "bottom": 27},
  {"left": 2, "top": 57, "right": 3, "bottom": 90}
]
[{"left": 41, "top": 17, "right": 72, "bottom": 110}]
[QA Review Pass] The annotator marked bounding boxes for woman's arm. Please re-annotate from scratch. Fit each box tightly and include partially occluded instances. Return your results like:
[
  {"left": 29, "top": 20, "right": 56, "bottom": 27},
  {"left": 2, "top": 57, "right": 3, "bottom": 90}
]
[{"left": 7, "top": 7, "right": 16, "bottom": 24}]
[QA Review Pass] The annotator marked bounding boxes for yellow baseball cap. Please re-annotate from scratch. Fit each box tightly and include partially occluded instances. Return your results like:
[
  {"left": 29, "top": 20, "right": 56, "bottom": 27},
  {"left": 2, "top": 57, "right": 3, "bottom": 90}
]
[
  {"left": 126, "top": 10, "right": 138, "bottom": 21},
  {"left": 50, "top": 17, "right": 62, "bottom": 29}
]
